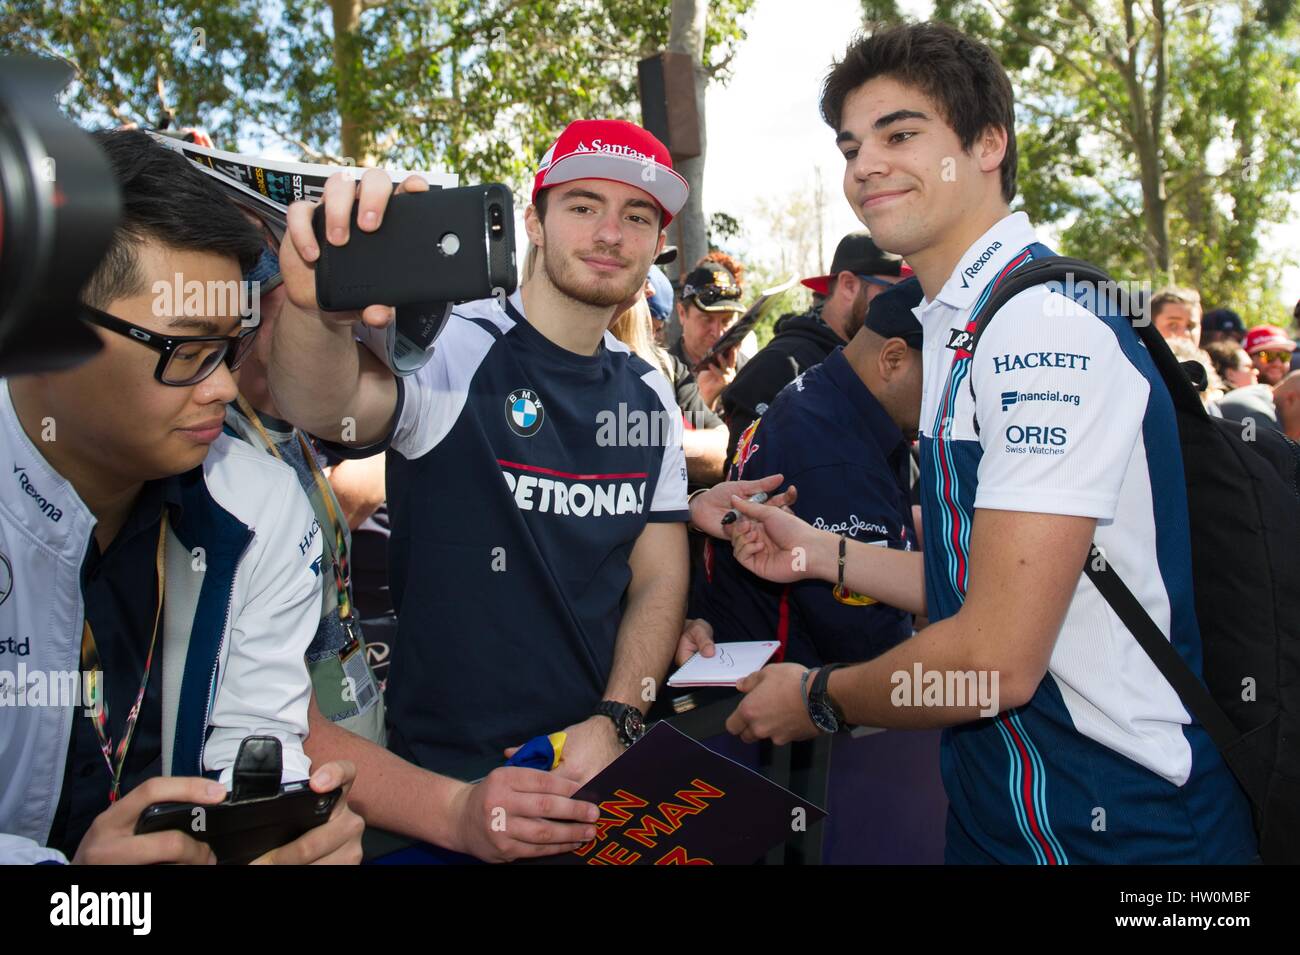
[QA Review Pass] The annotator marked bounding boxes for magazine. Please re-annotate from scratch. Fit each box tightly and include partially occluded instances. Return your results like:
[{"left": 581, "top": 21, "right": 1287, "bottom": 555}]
[{"left": 146, "top": 131, "right": 458, "bottom": 238}]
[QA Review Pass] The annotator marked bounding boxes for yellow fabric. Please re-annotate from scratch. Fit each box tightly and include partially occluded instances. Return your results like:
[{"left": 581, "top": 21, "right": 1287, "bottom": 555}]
[{"left": 548, "top": 731, "right": 567, "bottom": 769}]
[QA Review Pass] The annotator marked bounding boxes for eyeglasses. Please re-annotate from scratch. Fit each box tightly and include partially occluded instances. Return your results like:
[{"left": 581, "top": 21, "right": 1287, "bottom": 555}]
[
  {"left": 83, "top": 305, "right": 260, "bottom": 386},
  {"left": 1255, "top": 350, "right": 1293, "bottom": 364}
]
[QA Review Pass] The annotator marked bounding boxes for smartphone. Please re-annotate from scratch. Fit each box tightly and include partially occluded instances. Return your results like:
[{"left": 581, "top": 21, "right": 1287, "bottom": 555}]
[
  {"left": 313, "top": 184, "right": 517, "bottom": 311},
  {"left": 135, "top": 781, "right": 342, "bottom": 865}
]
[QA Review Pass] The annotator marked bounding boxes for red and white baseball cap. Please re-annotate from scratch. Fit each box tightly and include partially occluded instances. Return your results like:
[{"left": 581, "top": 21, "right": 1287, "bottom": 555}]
[
  {"left": 531, "top": 119, "right": 689, "bottom": 227},
  {"left": 1244, "top": 325, "right": 1296, "bottom": 355}
]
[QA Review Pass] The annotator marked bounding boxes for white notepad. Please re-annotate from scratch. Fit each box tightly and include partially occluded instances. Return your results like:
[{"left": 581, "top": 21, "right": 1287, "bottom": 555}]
[{"left": 667, "top": 641, "right": 781, "bottom": 687}]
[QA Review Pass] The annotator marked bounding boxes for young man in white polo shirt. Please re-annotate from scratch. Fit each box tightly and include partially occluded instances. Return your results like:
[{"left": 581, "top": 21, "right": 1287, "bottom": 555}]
[{"left": 719, "top": 22, "right": 1256, "bottom": 864}]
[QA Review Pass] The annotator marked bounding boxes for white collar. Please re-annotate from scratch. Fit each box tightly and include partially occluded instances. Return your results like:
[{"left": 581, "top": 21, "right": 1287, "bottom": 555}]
[{"left": 929, "top": 211, "right": 1038, "bottom": 312}]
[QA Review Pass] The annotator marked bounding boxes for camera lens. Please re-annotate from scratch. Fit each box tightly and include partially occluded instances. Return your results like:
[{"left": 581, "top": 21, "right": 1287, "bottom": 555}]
[{"left": 0, "top": 56, "right": 119, "bottom": 374}]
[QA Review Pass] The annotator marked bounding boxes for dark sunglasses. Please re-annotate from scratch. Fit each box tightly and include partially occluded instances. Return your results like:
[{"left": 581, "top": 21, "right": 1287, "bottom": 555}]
[
  {"left": 82, "top": 305, "right": 260, "bottom": 386},
  {"left": 685, "top": 283, "right": 743, "bottom": 308}
]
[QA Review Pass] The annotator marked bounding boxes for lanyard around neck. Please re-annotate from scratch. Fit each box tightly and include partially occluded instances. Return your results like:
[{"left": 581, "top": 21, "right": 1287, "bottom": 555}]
[
  {"left": 234, "top": 394, "right": 353, "bottom": 622},
  {"left": 80, "top": 511, "right": 168, "bottom": 803}
]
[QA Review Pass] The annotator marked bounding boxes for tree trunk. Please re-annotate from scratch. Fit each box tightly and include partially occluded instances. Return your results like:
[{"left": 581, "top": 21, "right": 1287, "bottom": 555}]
[
  {"left": 668, "top": 0, "right": 709, "bottom": 280},
  {"left": 1121, "top": 0, "right": 1171, "bottom": 279},
  {"left": 329, "top": 0, "right": 370, "bottom": 165}
]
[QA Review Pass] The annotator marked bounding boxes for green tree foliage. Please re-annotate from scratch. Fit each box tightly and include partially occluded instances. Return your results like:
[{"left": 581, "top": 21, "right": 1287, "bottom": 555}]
[{"left": 4, "top": 0, "right": 752, "bottom": 193}]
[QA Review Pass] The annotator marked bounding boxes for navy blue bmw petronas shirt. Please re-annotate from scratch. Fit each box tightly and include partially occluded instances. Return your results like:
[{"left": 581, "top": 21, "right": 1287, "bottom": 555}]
[{"left": 335, "top": 289, "right": 689, "bottom": 780}]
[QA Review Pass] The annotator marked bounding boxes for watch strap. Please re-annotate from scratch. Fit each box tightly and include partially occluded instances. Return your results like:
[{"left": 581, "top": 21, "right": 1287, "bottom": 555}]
[
  {"left": 594, "top": 700, "right": 641, "bottom": 746},
  {"left": 811, "top": 663, "right": 849, "bottom": 728}
]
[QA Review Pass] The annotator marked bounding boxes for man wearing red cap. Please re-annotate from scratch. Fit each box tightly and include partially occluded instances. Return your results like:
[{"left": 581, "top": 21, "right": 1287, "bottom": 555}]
[
  {"left": 266, "top": 120, "right": 708, "bottom": 803},
  {"left": 1244, "top": 325, "right": 1296, "bottom": 387},
  {"left": 721, "top": 231, "right": 909, "bottom": 461}
]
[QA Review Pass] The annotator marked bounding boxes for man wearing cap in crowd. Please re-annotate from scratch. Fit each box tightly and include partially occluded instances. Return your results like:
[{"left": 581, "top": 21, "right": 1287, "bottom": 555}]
[
  {"left": 669, "top": 259, "right": 754, "bottom": 411},
  {"left": 1201, "top": 308, "right": 1247, "bottom": 346},
  {"left": 1244, "top": 324, "right": 1297, "bottom": 386},
  {"left": 690, "top": 277, "right": 925, "bottom": 665},
  {"left": 720, "top": 230, "right": 908, "bottom": 461},
  {"left": 270, "top": 118, "right": 745, "bottom": 802}
]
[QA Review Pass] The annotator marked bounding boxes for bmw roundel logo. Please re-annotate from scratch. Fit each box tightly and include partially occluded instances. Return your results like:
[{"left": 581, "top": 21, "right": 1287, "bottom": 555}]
[{"left": 506, "top": 388, "right": 545, "bottom": 437}]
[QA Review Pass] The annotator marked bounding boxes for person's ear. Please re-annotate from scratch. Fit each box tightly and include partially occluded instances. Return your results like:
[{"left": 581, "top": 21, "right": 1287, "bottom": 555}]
[
  {"left": 878, "top": 337, "right": 909, "bottom": 381},
  {"left": 977, "top": 123, "right": 1009, "bottom": 175},
  {"left": 836, "top": 271, "right": 861, "bottom": 305},
  {"left": 524, "top": 204, "right": 544, "bottom": 248}
]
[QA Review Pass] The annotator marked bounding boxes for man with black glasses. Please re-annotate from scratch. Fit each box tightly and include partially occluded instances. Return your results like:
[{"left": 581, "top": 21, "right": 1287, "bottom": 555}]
[{"left": 0, "top": 129, "right": 363, "bottom": 864}]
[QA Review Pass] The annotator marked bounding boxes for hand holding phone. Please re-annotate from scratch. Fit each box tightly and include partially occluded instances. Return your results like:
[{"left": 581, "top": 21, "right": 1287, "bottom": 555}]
[
  {"left": 280, "top": 167, "right": 431, "bottom": 330},
  {"left": 74, "top": 775, "right": 227, "bottom": 865},
  {"left": 312, "top": 184, "right": 516, "bottom": 312},
  {"left": 135, "top": 779, "right": 342, "bottom": 865},
  {"left": 134, "top": 737, "right": 357, "bottom": 865}
]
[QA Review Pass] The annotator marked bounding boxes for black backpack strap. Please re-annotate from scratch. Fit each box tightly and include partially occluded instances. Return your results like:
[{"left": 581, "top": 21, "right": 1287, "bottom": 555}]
[
  {"left": 1083, "top": 546, "right": 1267, "bottom": 808},
  {"left": 963, "top": 254, "right": 1208, "bottom": 419},
  {"left": 963, "top": 257, "right": 1110, "bottom": 436},
  {"left": 966, "top": 256, "right": 1110, "bottom": 348},
  {"left": 1082, "top": 546, "right": 1235, "bottom": 749}
]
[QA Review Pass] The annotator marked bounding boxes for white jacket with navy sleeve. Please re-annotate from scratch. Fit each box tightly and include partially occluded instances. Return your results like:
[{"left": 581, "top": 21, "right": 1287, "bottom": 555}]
[{"left": 0, "top": 380, "right": 321, "bottom": 863}]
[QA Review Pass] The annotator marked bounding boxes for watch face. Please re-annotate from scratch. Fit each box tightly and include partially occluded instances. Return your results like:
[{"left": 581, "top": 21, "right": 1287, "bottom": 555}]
[
  {"left": 809, "top": 700, "right": 839, "bottom": 734},
  {"left": 623, "top": 710, "right": 646, "bottom": 743}
]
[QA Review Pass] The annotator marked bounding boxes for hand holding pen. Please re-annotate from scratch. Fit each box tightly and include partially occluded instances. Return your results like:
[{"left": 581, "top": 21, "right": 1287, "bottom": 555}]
[{"left": 721, "top": 491, "right": 769, "bottom": 526}]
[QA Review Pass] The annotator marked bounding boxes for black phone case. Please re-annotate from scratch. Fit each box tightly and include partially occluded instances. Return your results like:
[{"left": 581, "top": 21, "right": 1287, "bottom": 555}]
[
  {"left": 135, "top": 783, "right": 341, "bottom": 865},
  {"left": 313, "top": 184, "right": 517, "bottom": 310}
]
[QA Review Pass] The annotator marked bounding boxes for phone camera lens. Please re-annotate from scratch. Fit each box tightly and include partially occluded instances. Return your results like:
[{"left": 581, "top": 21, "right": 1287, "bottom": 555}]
[{"left": 316, "top": 797, "right": 330, "bottom": 811}]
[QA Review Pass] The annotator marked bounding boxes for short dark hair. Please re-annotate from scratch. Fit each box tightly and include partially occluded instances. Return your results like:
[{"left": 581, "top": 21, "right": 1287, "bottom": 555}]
[
  {"left": 83, "top": 129, "right": 264, "bottom": 309},
  {"left": 1204, "top": 339, "right": 1249, "bottom": 381},
  {"left": 821, "top": 22, "right": 1019, "bottom": 203}
]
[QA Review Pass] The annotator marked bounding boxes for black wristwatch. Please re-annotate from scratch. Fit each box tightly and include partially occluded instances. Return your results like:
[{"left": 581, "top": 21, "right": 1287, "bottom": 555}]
[
  {"left": 594, "top": 701, "right": 646, "bottom": 748},
  {"left": 804, "top": 664, "right": 849, "bottom": 734}
]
